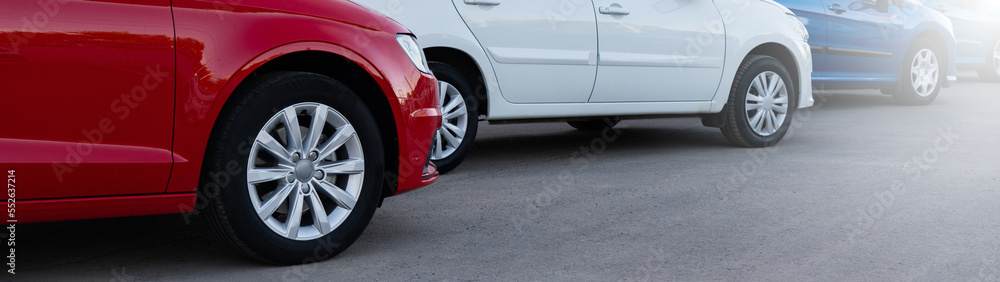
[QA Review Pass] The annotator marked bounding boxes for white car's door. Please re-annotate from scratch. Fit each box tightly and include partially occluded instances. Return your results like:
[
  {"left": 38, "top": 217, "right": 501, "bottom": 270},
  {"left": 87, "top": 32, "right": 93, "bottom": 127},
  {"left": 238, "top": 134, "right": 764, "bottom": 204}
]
[
  {"left": 588, "top": 0, "right": 727, "bottom": 102},
  {"left": 451, "top": 0, "right": 598, "bottom": 103}
]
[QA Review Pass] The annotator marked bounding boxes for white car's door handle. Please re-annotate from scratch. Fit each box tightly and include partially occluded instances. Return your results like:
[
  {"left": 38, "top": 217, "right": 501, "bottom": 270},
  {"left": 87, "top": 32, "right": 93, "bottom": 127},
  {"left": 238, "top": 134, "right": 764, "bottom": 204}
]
[
  {"left": 464, "top": 0, "right": 501, "bottom": 6},
  {"left": 599, "top": 5, "right": 630, "bottom": 16}
]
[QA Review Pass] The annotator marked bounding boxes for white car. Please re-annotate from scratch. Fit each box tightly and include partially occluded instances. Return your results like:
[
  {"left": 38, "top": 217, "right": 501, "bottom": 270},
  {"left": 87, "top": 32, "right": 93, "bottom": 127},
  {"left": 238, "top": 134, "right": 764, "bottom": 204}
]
[{"left": 354, "top": 0, "right": 815, "bottom": 173}]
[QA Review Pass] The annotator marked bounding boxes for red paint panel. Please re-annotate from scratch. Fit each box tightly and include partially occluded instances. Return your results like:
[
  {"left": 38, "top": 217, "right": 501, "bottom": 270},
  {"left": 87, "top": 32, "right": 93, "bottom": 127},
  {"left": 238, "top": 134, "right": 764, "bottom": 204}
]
[
  {"left": 8, "top": 193, "right": 196, "bottom": 223},
  {"left": 0, "top": 0, "right": 175, "bottom": 199}
]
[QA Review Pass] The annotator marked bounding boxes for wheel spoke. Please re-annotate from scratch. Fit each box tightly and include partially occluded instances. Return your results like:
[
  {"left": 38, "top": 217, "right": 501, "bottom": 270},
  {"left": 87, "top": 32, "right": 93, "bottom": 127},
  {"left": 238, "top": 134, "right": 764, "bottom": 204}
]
[
  {"left": 284, "top": 187, "right": 305, "bottom": 238},
  {"left": 434, "top": 130, "right": 444, "bottom": 159},
  {"left": 317, "top": 125, "right": 356, "bottom": 160},
  {"left": 439, "top": 126, "right": 460, "bottom": 148},
  {"left": 443, "top": 104, "right": 467, "bottom": 120},
  {"left": 318, "top": 158, "right": 365, "bottom": 175},
  {"left": 282, "top": 108, "right": 303, "bottom": 152},
  {"left": 746, "top": 93, "right": 765, "bottom": 102},
  {"left": 766, "top": 73, "right": 781, "bottom": 97},
  {"left": 443, "top": 122, "right": 466, "bottom": 138},
  {"left": 442, "top": 97, "right": 464, "bottom": 116},
  {"left": 304, "top": 105, "right": 329, "bottom": 153},
  {"left": 772, "top": 104, "right": 788, "bottom": 114},
  {"left": 432, "top": 130, "right": 444, "bottom": 159},
  {"left": 751, "top": 75, "right": 766, "bottom": 96},
  {"left": 760, "top": 110, "right": 770, "bottom": 134},
  {"left": 257, "top": 182, "right": 294, "bottom": 220},
  {"left": 764, "top": 111, "right": 774, "bottom": 133},
  {"left": 247, "top": 168, "right": 290, "bottom": 184},
  {"left": 765, "top": 110, "right": 777, "bottom": 134},
  {"left": 307, "top": 187, "right": 332, "bottom": 234},
  {"left": 256, "top": 132, "right": 293, "bottom": 164},
  {"left": 438, "top": 81, "right": 449, "bottom": 105},
  {"left": 749, "top": 110, "right": 765, "bottom": 132},
  {"left": 745, "top": 103, "right": 764, "bottom": 111},
  {"left": 313, "top": 179, "right": 356, "bottom": 210}
]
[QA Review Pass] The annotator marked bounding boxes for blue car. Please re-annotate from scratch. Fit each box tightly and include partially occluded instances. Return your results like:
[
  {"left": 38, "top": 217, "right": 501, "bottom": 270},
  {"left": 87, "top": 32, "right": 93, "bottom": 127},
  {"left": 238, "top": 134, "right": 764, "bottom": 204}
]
[
  {"left": 919, "top": 0, "right": 1000, "bottom": 81},
  {"left": 776, "top": 0, "right": 958, "bottom": 105}
]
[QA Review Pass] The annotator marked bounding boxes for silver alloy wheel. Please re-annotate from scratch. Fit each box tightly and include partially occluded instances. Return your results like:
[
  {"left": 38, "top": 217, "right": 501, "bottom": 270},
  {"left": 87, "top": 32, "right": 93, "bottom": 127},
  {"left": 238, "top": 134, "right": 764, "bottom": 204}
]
[
  {"left": 993, "top": 40, "right": 1000, "bottom": 76},
  {"left": 744, "top": 71, "right": 789, "bottom": 136},
  {"left": 910, "top": 49, "right": 939, "bottom": 98},
  {"left": 247, "top": 102, "right": 365, "bottom": 241},
  {"left": 431, "top": 81, "right": 468, "bottom": 161}
]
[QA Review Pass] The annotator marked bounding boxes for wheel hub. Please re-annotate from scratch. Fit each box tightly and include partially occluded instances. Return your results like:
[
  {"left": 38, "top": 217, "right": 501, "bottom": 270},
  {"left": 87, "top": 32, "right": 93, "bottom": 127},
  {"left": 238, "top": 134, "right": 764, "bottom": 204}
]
[
  {"left": 294, "top": 160, "right": 314, "bottom": 182},
  {"left": 763, "top": 97, "right": 774, "bottom": 109}
]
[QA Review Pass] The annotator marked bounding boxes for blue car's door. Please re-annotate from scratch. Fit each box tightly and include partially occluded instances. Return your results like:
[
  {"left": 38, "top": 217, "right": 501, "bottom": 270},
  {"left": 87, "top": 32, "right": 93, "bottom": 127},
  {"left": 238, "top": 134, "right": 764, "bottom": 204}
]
[
  {"left": 775, "top": 0, "right": 831, "bottom": 77},
  {"left": 819, "top": 0, "right": 907, "bottom": 82}
]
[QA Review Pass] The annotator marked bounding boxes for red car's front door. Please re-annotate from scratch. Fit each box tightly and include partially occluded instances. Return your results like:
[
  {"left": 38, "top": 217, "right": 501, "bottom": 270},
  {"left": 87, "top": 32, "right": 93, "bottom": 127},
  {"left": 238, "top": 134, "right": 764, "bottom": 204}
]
[{"left": 0, "top": 0, "right": 175, "bottom": 200}]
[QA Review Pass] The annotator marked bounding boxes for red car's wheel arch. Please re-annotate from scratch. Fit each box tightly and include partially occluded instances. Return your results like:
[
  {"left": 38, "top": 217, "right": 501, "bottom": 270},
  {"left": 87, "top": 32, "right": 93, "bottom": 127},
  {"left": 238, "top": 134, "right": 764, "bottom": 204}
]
[{"left": 167, "top": 42, "right": 410, "bottom": 202}]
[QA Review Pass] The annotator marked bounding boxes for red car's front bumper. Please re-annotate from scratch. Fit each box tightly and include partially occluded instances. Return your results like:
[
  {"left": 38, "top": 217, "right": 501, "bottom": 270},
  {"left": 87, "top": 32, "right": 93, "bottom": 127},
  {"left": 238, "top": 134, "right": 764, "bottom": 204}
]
[{"left": 391, "top": 73, "right": 441, "bottom": 195}]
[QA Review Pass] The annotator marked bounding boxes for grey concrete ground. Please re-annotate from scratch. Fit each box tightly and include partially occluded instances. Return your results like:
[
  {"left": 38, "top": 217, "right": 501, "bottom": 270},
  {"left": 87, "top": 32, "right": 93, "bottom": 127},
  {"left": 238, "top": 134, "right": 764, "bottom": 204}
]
[{"left": 15, "top": 73, "right": 1000, "bottom": 280}]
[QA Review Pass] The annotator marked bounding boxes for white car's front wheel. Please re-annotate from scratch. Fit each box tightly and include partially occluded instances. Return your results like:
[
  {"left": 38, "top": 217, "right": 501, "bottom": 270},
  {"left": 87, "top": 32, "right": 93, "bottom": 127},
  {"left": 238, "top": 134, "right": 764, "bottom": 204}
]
[{"left": 720, "top": 55, "right": 796, "bottom": 148}]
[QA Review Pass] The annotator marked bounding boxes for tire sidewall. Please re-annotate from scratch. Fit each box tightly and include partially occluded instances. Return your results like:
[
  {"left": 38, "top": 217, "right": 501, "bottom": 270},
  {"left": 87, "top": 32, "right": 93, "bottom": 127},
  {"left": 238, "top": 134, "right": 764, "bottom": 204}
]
[
  {"left": 208, "top": 72, "right": 384, "bottom": 264},
  {"left": 729, "top": 57, "right": 797, "bottom": 147}
]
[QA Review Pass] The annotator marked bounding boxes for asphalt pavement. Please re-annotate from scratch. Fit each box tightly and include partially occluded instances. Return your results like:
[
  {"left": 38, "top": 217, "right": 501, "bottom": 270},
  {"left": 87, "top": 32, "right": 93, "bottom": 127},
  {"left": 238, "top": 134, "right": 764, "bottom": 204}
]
[{"left": 15, "top": 72, "right": 1000, "bottom": 281}]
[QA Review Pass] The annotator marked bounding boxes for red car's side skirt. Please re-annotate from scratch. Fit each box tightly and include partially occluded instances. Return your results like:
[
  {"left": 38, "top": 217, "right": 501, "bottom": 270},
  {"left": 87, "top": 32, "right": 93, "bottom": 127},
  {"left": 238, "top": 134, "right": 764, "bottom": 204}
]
[{"left": 9, "top": 193, "right": 196, "bottom": 223}]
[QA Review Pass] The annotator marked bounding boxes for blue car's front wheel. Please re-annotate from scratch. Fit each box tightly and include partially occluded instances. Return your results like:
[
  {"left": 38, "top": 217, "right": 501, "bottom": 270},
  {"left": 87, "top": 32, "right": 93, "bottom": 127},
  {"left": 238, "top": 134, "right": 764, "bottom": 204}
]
[{"left": 893, "top": 38, "right": 943, "bottom": 105}]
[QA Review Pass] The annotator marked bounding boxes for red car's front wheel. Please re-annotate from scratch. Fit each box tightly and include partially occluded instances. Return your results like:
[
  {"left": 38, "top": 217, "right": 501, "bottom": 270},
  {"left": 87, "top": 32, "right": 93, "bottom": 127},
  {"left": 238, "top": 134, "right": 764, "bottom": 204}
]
[{"left": 202, "top": 72, "right": 384, "bottom": 265}]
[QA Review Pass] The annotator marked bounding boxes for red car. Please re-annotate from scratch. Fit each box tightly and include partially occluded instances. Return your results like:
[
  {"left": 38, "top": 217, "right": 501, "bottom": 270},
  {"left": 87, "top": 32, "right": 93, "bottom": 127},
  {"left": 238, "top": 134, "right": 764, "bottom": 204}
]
[{"left": 1, "top": 0, "right": 440, "bottom": 264}]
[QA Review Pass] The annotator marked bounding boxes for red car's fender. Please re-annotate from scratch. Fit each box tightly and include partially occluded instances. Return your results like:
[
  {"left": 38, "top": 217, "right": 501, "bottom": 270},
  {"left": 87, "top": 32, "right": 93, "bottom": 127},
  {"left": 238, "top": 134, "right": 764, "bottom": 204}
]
[{"left": 165, "top": 1, "right": 440, "bottom": 209}]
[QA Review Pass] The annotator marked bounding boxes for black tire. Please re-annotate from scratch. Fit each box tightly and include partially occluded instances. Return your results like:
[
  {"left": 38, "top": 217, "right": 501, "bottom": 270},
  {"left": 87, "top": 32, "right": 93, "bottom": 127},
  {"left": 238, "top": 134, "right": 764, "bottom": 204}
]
[
  {"left": 893, "top": 38, "right": 943, "bottom": 105},
  {"left": 720, "top": 55, "right": 797, "bottom": 148},
  {"left": 978, "top": 37, "right": 1000, "bottom": 82},
  {"left": 567, "top": 118, "right": 620, "bottom": 132},
  {"left": 428, "top": 62, "right": 479, "bottom": 174},
  {"left": 202, "top": 72, "right": 384, "bottom": 265}
]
